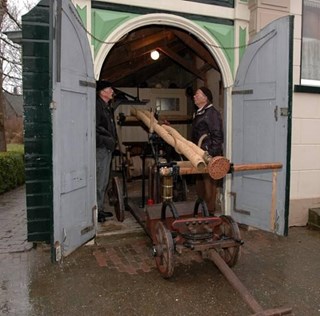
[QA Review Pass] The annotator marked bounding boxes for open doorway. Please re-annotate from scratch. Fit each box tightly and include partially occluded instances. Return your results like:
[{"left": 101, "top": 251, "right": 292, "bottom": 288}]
[{"left": 96, "top": 24, "right": 228, "bottom": 231}]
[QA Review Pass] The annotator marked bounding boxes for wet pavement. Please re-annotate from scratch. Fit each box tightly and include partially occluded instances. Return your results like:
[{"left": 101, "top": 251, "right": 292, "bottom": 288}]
[{"left": 1, "top": 185, "right": 320, "bottom": 316}]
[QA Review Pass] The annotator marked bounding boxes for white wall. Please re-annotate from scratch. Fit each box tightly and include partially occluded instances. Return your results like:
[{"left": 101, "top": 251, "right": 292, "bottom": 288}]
[{"left": 289, "top": 0, "right": 320, "bottom": 226}]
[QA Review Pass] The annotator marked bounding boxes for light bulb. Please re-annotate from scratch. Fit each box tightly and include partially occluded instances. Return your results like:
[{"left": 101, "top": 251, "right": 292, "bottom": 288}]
[{"left": 150, "top": 50, "right": 160, "bottom": 60}]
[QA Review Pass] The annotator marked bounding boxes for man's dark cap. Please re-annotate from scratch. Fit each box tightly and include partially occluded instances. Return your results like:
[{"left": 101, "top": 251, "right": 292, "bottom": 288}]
[
  {"left": 199, "top": 86, "right": 213, "bottom": 103},
  {"left": 96, "top": 80, "right": 113, "bottom": 92}
]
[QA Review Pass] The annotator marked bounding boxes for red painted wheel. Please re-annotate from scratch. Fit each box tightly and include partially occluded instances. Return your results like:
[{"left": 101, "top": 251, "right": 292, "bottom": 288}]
[
  {"left": 213, "top": 215, "right": 241, "bottom": 267},
  {"left": 154, "top": 221, "right": 175, "bottom": 278}
]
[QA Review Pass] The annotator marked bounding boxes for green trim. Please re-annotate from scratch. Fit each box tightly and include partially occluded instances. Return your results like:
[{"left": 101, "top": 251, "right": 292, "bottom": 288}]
[
  {"left": 92, "top": 9, "right": 137, "bottom": 56},
  {"left": 294, "top": 85, "right": 320, "bottom": 93},
  {"left": 284, "top": 15, "right": 294, "bottom": 236},
  {"left": 196, "top": 21, "right": 235, "bottom": 76},
  {"left": 239, "top": 26, "right": 246, "bottom": 62},
  {"left": 22, "top": 0, "right": 53, "bottom": 244},
  {"left": 92, "top": 1, "right": 234, "bottom": 25},
  {"left": 76, "top": 4, "right": 87, "bottom": 26},
  {"left": 183, "top": 0, "right": 234, "bottom": 7},
  {"left": 91, "top": 8, "right": 235, "bottom": 75}
]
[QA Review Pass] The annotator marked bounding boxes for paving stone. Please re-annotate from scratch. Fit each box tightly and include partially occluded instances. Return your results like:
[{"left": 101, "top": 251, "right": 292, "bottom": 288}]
[{"left": 0, "top": 186, "right": 33, "bottom": 254}]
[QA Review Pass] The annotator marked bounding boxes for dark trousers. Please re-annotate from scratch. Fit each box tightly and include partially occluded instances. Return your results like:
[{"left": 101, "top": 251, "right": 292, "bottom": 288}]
[
  {"left": 195, "top": 173, "right": 217, "bottom": 213},
  {"left": 96, "top": 147, "right": 112, "bottom": 212}
]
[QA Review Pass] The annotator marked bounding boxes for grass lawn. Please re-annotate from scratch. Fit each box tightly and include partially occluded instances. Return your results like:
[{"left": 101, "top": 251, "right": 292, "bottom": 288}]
[{"left": 7, "top": 143, "right": 24, "bottom": 154}]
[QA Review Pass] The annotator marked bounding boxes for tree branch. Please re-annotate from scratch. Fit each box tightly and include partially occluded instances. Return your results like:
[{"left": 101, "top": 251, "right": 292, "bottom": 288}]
[
  {"left": 4, "top": 8, "right": 21, "bottom": 30},
  {"left": 0, "top": 35, "right": 20, "bottom": 49},
  {"left": 1, "top": 54, "right": 21, "bottom": 66},
  {"left": 3, "top": 72, "right": 21, "bottom": 81}
]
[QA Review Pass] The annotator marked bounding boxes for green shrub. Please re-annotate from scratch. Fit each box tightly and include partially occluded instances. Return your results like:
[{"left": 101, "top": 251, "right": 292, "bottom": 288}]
[{"left": 0, "top": 150, "right": 25, "bottom": 194}]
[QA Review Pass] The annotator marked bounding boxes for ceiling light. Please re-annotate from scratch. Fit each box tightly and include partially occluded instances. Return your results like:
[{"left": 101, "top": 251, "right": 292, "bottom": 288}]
[{"left": 150, "top": 50, "right": 160, "bottom": 60}]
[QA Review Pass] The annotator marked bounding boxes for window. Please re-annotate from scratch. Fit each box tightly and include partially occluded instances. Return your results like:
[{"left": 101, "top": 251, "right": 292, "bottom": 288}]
[
  {"left": 301, "top": 0, "right": 320, "bottom": 86},
  {"left": 155, "top": 98, "right": 180, "bottom": 112}
]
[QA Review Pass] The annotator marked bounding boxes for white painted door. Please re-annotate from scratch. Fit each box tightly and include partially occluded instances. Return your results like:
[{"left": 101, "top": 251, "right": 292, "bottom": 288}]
[
  {"left": 51, "top": 0, "right": 96, "bottom": 256},
  {"left": 231, "top": 16, "right": 293, "bottom": 235}
]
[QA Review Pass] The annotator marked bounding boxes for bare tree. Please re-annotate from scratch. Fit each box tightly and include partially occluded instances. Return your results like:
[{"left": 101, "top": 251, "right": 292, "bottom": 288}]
[
  {"left": 0, "top": 0, "right": 8, "bottom": 151},
  {"left": 0, "top": 0, "right": 37, "bottom": 151}
]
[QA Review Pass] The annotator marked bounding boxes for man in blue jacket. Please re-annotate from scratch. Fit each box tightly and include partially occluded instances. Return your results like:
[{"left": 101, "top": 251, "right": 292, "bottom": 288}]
[{"left": 96, "top": 80, "right": 117, "bottom": 222}]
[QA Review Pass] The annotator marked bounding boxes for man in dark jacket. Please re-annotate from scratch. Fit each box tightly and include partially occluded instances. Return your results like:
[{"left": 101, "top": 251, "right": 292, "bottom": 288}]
[
  {"left": 191, "top": 86, "right": 224, "bottom": 214},
  {"left": 96, "top": 80, "right": 117, "bottom": 222}
]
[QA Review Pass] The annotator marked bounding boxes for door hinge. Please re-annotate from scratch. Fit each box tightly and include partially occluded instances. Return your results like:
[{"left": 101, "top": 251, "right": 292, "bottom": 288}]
[
  {"left": 230, "top": 192, "right": 251, "bottom": 216},
  {"left": 54, "top": 241, "right": 62, "bottom": 262},
  {"left": 280, "top": 107, "right": 289, "bottom": 117},
  {"left": 232, "top": 89, "right": 253, "bottom": 95},
  {"left": 274, "top": 106, "right": 289, "bottom": 121},
  {"left": 81, "top": 225, "right": 94, "bottom": 235},
  {"left": 50, "top": 101, "right": 57, "bottom": 110},
  {"left": 79, "top": 80, "right": 96, "bottom": 88}
]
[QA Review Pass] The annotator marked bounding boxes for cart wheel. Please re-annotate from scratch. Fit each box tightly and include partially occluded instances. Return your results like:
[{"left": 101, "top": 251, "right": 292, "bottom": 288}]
[
  {"left": 213, "top": 215, "right": 241, "bottom": 267},
  {"left": 154, "top": 221, "right": 175, "bottom": 278},
  {"left": 111, "top": 176, "right": 125, "bottom": 222}
]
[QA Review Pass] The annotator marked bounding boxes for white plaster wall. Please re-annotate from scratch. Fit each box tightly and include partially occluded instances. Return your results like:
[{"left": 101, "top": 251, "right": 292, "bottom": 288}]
[
  {"left": 291, "top": 93, "right": 320, "bottom": 199},
  {"left": 288, "top": 0, "right": 320, "bottom": 226}
]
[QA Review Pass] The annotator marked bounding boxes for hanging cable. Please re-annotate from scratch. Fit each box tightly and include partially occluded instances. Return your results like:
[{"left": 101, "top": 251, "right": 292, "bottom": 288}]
[{"left": 67, "top": 4, "right": 276, "bottom": 51}]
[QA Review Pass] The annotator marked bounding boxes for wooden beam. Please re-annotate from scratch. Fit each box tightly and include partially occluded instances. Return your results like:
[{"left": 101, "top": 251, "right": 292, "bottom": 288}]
[
  {"left": 157, "top": 46, "right": 206, "bottom": 81},
  {"left": 105, "top": 35, "right": 177, "bottom": 68},
  {"left": 172, "top": 29, "right": 219, "bottom": 71}
]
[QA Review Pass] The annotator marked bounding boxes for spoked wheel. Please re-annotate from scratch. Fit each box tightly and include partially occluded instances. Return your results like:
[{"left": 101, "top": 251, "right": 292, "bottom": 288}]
[
  {"left": 154, "top": 221, "right": 175, "bottom": 278},
  {"left": 213, "top": 215, "right": 241, "bottom": 267},
  {"left": 109, "top": 177, "right": 125, "bottom": 222}
]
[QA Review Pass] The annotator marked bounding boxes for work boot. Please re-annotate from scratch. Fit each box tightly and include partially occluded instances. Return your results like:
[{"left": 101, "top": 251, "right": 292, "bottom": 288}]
[{"left": 98, "top": 210, "right": 113, "bottom": 222}]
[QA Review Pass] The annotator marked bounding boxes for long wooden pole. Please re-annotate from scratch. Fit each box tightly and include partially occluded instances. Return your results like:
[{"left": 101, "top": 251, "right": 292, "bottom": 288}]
[
  {"left": 233, "top": 163, "right": 282, "bottom": 172},
  {"left": 270, "top": 170, "right": 278, "bottom": 232},
  {"left": 173, "top": 161, "right": 282, "bottom": 177},
  {"left": 208, "top": 250, "right": 292, "bottom": 315},
  {"left": 130, "top": 108, "right": 206, "bottom": 169},
  {"left": 130, "top": 108, "right": 283, "bottom": 179}
]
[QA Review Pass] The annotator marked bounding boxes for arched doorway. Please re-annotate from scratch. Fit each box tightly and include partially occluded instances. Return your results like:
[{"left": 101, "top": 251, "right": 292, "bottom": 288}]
[{"left": 94, "top": 14, "right": 234, "bottom": 213}]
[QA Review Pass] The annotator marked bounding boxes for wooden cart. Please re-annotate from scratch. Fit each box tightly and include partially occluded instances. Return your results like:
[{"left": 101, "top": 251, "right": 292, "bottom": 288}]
[{"left": 108, "top": 109, "right": 292, "bottom": 316}]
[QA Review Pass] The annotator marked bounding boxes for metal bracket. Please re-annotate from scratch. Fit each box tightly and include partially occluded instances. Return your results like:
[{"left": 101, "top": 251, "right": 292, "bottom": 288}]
[
  {"left": 280, "top": 107, "right": 289, "bottom": 117},
  {"left": 274, "top": 105, "right": 278, "bottom": 121},
  {"left": 49, "top": 101, "right": 57, "bottom": 110},
  {"left": 79, "top": 80, "right": 96, "bottom": 88},
  {"left": 230, "top": 192, "right": 251, "bottom": 215}
]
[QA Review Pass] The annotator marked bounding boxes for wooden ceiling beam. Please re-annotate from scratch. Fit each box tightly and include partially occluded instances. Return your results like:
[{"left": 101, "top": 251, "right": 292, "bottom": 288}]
[
  {"left": 101, "top": 53, "right": 167, "bottom": 82},
  {"left": 105, "top": 36, "right": 177, "bottom": 68},
  {"left": 157, "top": 46, "right": 206, "bottom": 81},
  {"left": 172, "top": 29, "right": 219, "bottom": 71},
  {"left": 113, "top": 59, "right": 173, "bottom": 87},
  {"left": 129, "top": 30, "right": 174, "bottom": 51}
]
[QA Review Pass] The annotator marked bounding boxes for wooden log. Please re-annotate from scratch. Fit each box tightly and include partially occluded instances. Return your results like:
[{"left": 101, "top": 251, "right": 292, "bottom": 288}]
[
  {"left": 131, "top": 108, "right": 206, "bottom": 169},
  {"left": 142, "top": 110, "right": 211, "bottom": 163},
  {"left": 118, "top": 114, "right": 192, "bottom": 124},
  {"left": 162, "top": 124, "right": 208, "bottom": 160},
  {"left": 177, "top": 157, "right": 231, "bottom": 180},
  {"left": 131, "top": 108, "right": 283, "bottom": 179}
]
